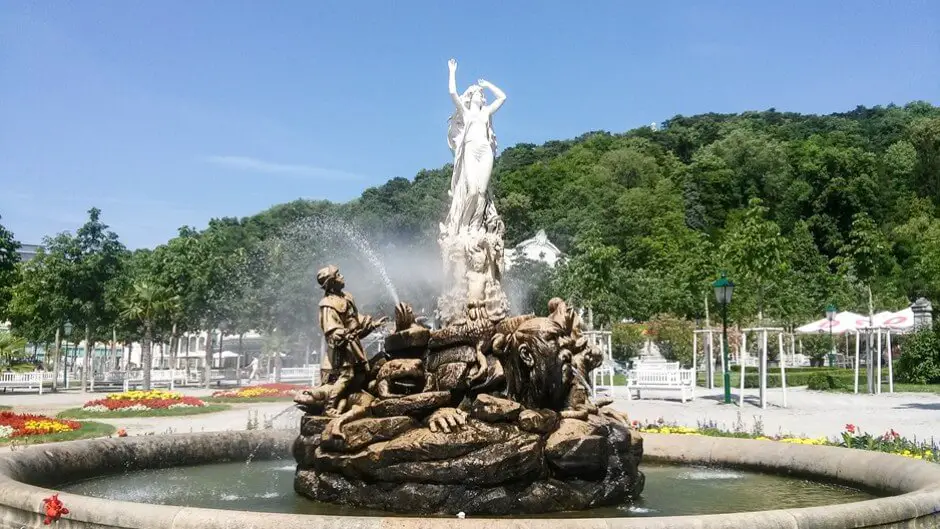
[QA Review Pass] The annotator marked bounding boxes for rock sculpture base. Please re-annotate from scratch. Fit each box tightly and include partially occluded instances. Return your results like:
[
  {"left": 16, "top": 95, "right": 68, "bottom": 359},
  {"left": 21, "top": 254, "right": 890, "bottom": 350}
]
[
  {"left": 293, "top": 300, "right": 645, "bottom": 515},
  {"left": 293, "top": 408, "right": 644, "bottom": 514}
]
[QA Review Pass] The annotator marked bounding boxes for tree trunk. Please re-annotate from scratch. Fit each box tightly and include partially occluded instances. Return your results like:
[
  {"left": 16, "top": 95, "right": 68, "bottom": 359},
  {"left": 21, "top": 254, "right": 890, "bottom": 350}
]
[
  {"left": 168, "top": 323, "right": 178, "bottom": 390},
  {"left": 237, "top": 333, "right": 244, "bottom": 387},
  {"left": 757, "top": 282, "right": 764, "bottom": 326},
  {"left": 52, "top": 327, "right": 61, "bottom": 391},
  {"left": 110, "top": 328, "right": 117, "bottom": 372},
  {"left": 867, "top": 285, "right": 874, "bottom": 392},
  {"left": 275, "top": 348, "right": 282, "bottom": 383},
  {"left": 82, "top": 323, "right": 92, "bottom": 392},
  {"left": 203, "top": 329, "right": 213, "bottom": 388},
  {"left": 142, "top": 323, "right": 153, "bottom": 391}
]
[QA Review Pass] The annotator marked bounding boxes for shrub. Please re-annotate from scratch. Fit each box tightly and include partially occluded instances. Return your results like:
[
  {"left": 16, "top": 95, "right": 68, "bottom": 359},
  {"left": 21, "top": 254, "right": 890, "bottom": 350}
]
[
  {"left": 807, "top": 372, "right": 831, "bottom": 390},
  {"left": 646, "top": 314, "right": 694, "bottom": 367},
  {"left": 895, "top": 323, "right": 940, "bottom": 384},
  {"left": 611, "top": 323, "right": 645, "bottom": 363}
]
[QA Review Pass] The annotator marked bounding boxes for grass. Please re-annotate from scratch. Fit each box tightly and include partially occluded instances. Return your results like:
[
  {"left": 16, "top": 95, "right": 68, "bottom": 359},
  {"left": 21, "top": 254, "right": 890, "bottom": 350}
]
[
  {"left": 0, "top": 405, "right": 10, "bottom": 411},
  {"left": 824, "top": 383, "right": 940, "bottom": 394},
  {"left": 0, "top": 421, "right": 116, "bottom": 446},
  {"left": 203, "top": 396, "right": 295, "bottom": 404},
  {"left": 57, "top": 404, "right": 230, "bottom": 419}
]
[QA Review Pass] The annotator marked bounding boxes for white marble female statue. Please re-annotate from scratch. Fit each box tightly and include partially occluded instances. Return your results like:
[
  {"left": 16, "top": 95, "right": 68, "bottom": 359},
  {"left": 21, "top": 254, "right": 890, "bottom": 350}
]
[{"left": 442, "top": 58, "right": 506, "bottom": 236}]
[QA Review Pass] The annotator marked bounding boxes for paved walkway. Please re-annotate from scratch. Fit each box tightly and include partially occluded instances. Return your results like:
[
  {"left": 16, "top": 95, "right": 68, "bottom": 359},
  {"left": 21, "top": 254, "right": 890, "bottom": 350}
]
[
  {"left": 611, "top": 386, "right": 940, "bottom": 442},
  {"left": 3, "top": 385, "right": 939, "bottom": 449}
]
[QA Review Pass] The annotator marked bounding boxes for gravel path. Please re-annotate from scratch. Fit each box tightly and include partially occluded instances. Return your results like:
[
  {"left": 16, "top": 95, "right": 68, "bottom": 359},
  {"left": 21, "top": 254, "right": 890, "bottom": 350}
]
[
  {"left": 3, "top": 385, "right": 938, "bottom": 449},
  {"left": 611, "top": 386, "right": 940, "bottom": 442}
]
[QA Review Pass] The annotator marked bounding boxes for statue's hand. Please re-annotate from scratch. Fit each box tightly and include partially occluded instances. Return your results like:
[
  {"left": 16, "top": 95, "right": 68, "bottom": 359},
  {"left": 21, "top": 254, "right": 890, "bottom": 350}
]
[
  {"left": 448, "top": 58, "right": 457, "bottom": 72},
  {"left": 427, "top": 407, "right": 467, "bottom": 434},
  {"left": 477, "top": 78, "right": 490, "bottom": 88}
]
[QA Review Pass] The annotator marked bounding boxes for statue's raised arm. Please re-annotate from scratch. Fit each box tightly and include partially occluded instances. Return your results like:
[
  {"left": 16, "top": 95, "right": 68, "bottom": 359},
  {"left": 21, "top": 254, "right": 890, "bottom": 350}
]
[
  {"left": 477, "top": 79, "right": 506, "bottom": 115},
  {"left": 448, "top": 58, "right": 462, "bottom": 110}
]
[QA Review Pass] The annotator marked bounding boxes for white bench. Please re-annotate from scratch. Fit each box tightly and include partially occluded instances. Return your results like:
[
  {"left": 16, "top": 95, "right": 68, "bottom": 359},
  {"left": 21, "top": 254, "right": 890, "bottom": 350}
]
[
  {"left": 268, "top": 366, "right": 321, "bottom": 386},
  {"left": 626, "top": 366, "right": 696, "bottom": 403},
  {"left": 0, "top": 372, "right": 55, "bottom": 394}
]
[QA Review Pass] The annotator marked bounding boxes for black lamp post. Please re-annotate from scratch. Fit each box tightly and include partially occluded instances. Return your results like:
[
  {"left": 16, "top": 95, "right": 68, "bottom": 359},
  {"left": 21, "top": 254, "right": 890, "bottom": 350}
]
[
  {"left": 712, "top": 273, "right": 735, "bottom": 404},
  {"left": 62, "top": 321, "right": 73, "bottom": 388},
  {"left": 826, "top": 304, "right": 837, "bottom": 367}
]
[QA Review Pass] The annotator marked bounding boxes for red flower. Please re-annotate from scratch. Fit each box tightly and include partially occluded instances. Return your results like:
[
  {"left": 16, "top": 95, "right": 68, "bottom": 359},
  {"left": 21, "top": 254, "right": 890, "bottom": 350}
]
[
  {"left": 631, "top": 420, "right": 639, "bottom": 427},
  {"left": 116, "top": 428, "right": 127, "bottom": 437},
  {"left": 0, "top": 412, "right": 80, "bottom": 437},
  {"left": 42, "top": 494, "right": 69, "bottom": 524},
  {"left": 845, "top": 424, "right": 856, "bottom": 434}
]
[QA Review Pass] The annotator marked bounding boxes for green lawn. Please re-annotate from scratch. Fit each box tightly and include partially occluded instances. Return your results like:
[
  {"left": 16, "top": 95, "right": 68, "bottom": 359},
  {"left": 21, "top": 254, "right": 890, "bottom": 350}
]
[
  {"left": 0, "top": 405, "right": 10, "bottom": 411},
  {"left": 57, "top": 404, "right": 230, "bottom": 419},
  {"left": 0, "top": 421, "right": 116, "bottom": 446}
]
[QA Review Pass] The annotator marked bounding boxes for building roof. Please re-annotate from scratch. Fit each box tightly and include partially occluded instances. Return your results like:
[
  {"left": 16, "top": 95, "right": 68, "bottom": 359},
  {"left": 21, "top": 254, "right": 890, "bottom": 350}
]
[{"left": 515, "top": 229, "right": 561, "bottom": 254}]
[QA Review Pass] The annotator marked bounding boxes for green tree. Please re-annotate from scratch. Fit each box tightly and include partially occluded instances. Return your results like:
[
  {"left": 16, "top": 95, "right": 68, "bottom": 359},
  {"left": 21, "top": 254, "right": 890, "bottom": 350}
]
[
  {"left": 551, "top": 228, "right": 627, "bottom": 326},
  {"left": 0, "top": 216, "right": 21, "bottom": 320},
  {"left": 719, "top": 198, "right": 791, "bottom": 324},
  {"left": 120, "top": 280, "right": 179, "bottom": 390},
  {"left": 0, "top": 332, "right": 28, "bottom": 370}
]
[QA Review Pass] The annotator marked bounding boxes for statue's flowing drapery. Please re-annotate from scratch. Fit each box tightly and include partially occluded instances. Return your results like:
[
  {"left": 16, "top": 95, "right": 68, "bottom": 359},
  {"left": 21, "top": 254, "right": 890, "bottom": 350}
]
[{"left": 442, "top": 103, "right": 498, "bottom": 235}]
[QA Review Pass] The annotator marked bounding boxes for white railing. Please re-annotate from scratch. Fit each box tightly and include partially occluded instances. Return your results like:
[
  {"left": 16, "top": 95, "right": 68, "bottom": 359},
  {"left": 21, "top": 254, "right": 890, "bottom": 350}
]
[
  {"left": 0, "top": 372, "right": 56, "bottom": 394},
  {"left": 633, "top": 360, "right": 681, "bottom": 370},
  {"left": 119, "top": 369, "right": 199, "bottom": 391},
  {"left": 268, "top": 366, "right": 320, "bottom": 386}
]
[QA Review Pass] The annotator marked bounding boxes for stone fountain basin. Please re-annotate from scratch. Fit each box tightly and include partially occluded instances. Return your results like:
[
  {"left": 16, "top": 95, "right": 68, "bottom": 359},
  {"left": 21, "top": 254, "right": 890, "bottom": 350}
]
[{"left": 1, "top": 430, "right": 939, "bottom": 529}]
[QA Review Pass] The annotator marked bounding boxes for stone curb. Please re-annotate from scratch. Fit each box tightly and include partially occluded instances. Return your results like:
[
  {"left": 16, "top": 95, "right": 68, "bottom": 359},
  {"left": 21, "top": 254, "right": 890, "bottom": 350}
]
[{"left": 0, "top": 430, "right": 938, "bottom": 528}]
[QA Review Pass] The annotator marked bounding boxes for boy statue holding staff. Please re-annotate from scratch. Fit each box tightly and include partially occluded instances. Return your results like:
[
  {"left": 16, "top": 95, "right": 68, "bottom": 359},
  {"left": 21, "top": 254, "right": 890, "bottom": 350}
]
[{"left": 316, "top": 265, "right": 386, "bottom": 416}]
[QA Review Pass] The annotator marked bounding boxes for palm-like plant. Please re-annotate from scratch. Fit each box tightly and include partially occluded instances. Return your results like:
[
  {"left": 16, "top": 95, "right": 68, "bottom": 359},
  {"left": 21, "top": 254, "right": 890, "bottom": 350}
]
[
  {"left": 0, "top": 332, "right": 28, "bottom": 370},
  {"left": 121, "top": 281, "right": 179, "bottom": 390}
]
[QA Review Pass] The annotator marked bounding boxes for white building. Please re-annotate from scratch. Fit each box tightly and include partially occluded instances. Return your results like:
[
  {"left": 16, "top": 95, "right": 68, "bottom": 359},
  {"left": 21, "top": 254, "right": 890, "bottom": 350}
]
[{"left": 504, "top": 229, "right": 563, "bottom": 270}]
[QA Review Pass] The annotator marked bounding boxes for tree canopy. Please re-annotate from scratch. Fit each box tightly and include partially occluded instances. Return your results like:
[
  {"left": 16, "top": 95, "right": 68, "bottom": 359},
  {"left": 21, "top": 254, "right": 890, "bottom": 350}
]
[{"left": 4, "top": 102, "right": 940, "bottom": 368}]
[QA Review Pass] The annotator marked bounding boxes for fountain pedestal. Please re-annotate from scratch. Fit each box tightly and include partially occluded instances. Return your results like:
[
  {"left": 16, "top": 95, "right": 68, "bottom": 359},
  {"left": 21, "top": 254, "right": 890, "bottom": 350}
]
[{"left": 293, "top": 302, "right": 645, "bottom": 515}]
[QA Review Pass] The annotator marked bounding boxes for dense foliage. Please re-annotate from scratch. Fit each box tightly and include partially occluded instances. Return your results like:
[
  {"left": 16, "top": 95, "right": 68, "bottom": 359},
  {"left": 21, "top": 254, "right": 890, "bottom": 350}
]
[{"left": 1, "top": 102, "right": 939, "bottom": 383}]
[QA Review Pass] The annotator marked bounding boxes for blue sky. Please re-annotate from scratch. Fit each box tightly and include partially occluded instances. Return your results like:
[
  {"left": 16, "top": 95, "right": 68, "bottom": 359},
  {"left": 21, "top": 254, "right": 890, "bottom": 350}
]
[{"left": 2, "top": 1, "right": 938, "bottom": 249}]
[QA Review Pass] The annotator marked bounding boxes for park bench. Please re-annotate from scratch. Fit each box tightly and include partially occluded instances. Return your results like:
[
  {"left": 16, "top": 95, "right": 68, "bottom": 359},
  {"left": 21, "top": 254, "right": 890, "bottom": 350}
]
[
  {"left": 626, "top": 363, "right": 696, "bottom": 403},
  {"left": 267, "top": 366, "right": 321, "bottom": 386},
  {"left": 0, "top": 371, "right": 54, "bottom": 394}
]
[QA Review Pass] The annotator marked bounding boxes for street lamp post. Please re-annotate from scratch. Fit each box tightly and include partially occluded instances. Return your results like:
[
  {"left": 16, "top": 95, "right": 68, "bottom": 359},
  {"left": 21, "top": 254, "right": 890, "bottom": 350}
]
[
  {"left": 712, "top": 273, "right": 735, "bottom": 404},
  {"left": 62, "top": 321, "right": 73, "bottom": 388},
  {"left": 826, "top": 304, "right": 837, "bottom": 368}
]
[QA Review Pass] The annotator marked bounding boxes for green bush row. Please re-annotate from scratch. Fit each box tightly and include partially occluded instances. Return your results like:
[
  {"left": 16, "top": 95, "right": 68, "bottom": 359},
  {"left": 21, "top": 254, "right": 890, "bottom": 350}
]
[
  {"left": 726, "top": 365, "right": 855, "bottom": 375},
  {"left": 697, "top": 371, "right": 858, "bottom": 389}
]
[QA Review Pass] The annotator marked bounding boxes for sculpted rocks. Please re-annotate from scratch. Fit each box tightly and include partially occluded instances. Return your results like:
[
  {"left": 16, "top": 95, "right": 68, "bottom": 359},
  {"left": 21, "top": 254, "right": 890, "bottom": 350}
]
[{"left": 295, "top": 293, "right": 644, "bottom": 515}]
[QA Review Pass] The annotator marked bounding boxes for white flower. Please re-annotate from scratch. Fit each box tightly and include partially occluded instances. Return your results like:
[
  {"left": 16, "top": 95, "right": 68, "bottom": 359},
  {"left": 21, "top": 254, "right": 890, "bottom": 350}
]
[
  {"left": 457, "top": 512, "right": 466, "bottom": 519},
  {"left": 0, "top": 425, "right": 14, "bottom": 438}
]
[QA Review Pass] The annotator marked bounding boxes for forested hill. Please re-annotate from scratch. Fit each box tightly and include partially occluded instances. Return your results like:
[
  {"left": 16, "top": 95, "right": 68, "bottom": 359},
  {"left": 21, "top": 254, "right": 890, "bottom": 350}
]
[
  {"left": 6, "top": 102, "right": 940, "bottom": 349},
  {"left": 246, "top": 101, "right": 940, "bottom": 325}
]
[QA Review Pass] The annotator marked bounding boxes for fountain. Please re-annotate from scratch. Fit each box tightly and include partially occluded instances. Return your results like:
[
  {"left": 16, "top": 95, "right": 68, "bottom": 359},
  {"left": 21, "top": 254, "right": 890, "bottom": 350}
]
[
  {"left": 290, "top": 58, "right": 642, "bottom": 514},
  {"left": 1, "top": 59, "right": 940, "bottom": 528}
]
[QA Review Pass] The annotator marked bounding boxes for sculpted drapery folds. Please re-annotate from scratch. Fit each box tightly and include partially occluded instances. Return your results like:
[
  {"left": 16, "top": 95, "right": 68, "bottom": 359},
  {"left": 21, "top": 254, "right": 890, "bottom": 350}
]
[{"left": 438, "top": 58, "right": 511, "bottom": 325}]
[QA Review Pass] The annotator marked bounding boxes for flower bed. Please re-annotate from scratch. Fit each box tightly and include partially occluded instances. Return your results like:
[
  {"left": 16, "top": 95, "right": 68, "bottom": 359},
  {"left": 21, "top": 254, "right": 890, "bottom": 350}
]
[
  {"left": 211, "top": 383, "right": 306, "bottom": 400},
  {"left": 0, "top": 411, "right": 81, "bottom": 439},
  {"left": 81, "top": 390, "right": 207, "bottom": 412},
  {"left": 637, "top": 419, "right": 937, "bottom": 462}
]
